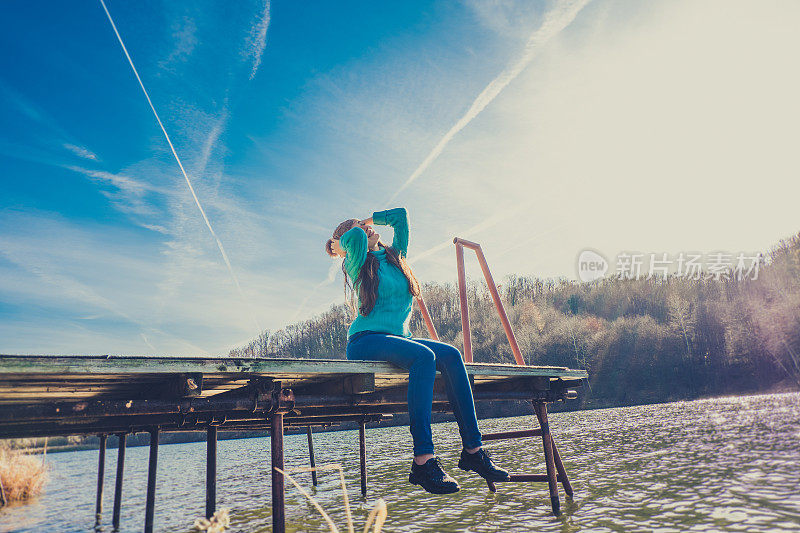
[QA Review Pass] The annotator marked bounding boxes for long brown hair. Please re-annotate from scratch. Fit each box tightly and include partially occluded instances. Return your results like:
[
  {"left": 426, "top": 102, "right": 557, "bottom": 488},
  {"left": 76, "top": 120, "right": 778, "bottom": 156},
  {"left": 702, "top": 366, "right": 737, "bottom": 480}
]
[{"left": 325, "top": 219, "right": 420, "bottom": 317}]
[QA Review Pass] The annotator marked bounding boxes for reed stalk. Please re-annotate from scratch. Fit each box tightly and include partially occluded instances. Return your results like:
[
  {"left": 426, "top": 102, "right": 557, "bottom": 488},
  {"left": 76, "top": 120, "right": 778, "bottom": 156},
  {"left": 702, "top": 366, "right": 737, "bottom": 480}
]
[{"left": 278, "top": 463, "right": 387, "bottom": 533}]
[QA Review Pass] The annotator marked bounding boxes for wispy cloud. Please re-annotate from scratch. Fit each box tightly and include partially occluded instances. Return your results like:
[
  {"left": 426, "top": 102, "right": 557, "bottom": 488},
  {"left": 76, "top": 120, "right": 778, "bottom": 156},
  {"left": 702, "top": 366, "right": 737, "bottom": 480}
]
[
  {"left": 138, "top": 223, "right": 170, "bottom": 234},
  {"left": 194, "top": 112, "right": 228, "bottom": 176},
  {"left": 0, "top": 81, "right": 65, "bottom": 137},
  {"left": 1, "top": 82, "right": 100, "bottom": 162},
  {"left": 159, "top": 15, "right": 198, "bottom": 69},
  {"left": 410, "top": 199, "right": 538, "bottom": 265},
  {"left": 289, "top": 260, "right": 341, "bottom": 324},
  {"left": 63, "top": 143, "right": 98, "bottom": 161},
  {"left": 246, "top": 1, "right": 271, "bottom": 80},
  {"left": 0, "top": 212, "right": 248, "bottom": 355},
  {"left": 66, "top": 164, "right": 169, "bottom": 218},
  {"left": 385, "top": 0, "right": 591, "bottom": 205},
  {"left": 100, "top": 0, "right": 260, "bottom": 332},
  {"left": 494, "top": 221, "right": 574, "bottom": 258},
  {"left": 0, "top": 247, "right": 130, "bottom": 323},
  {"left": 140, "top": 332, "right": 158, "bottom": 352},
  {"left": 66, "top": 165, "right": 160, "bottom": 196}
]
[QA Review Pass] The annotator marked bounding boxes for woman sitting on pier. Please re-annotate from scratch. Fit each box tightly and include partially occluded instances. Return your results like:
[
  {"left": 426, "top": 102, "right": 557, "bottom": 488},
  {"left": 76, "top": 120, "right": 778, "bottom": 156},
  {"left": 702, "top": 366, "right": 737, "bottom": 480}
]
[{"left": 325, "top": 207, "right": 509, "bottom": 494}]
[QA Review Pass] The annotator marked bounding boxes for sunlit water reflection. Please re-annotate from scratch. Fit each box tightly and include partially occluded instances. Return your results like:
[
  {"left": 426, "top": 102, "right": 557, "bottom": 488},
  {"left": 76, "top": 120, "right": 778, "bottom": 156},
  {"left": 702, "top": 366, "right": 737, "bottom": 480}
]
[{"left": 1, "top": 392, "right": 798, "bottom": 532}]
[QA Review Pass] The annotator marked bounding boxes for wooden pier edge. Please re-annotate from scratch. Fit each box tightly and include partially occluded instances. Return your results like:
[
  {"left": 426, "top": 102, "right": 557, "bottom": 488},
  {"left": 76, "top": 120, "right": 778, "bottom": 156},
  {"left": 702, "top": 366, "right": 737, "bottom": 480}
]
[{"left": 0, "top": 354, "right": 587, "bottom": 529}]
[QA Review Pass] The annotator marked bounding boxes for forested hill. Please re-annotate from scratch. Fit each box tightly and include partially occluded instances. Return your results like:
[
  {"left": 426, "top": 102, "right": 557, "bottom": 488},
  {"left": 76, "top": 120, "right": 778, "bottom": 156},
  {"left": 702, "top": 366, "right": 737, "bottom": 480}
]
[{"left": 231, "top": 232, "right": 800, "bottom": 408}]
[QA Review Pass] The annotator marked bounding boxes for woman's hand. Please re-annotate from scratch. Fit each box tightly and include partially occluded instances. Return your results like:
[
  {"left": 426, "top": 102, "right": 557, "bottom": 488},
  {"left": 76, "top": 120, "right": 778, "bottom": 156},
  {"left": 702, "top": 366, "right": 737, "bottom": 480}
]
[{"left": 357, "top": 217, "right": 374, "bottom": 235}]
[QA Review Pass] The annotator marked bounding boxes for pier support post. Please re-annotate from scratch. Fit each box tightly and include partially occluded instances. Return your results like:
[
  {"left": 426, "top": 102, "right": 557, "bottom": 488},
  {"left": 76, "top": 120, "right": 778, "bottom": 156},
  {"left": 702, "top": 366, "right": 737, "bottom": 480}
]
[
  {"left": 306, "top": 426, "right": 317, "bottom": 486},
  {"left": 359, "top": 420, "right": 367, "bottom": 496},
  {"left": 551, "top": 440, "right": 573, "bottom": 497},
  {"left": 206, "top": 426, "right": 217, "bottom": 519},
  {"left": 95, "top": 434, "right": 107, "bottom": 521},
  {"left": 271, "top": 412, "right": 285, "bottom": 533},
  {"left": 144, "top": 428, "right": 160, "bottom": 533},
  {"left": 534, "top": 403, "right": 560, "bottom": 516},
  {"left": 112, "top": 433, "right": 126, "bottom": 530},
  {"left": 455, "top": 243, "right": 473, "bottom": 362}
]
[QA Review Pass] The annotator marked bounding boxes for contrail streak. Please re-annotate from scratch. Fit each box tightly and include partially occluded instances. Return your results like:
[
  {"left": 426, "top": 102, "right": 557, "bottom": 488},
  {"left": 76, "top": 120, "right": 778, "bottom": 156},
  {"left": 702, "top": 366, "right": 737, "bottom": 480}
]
[
  {"left": 289, "top": 260, "right": 341, "bottom": 324},
  {"left": 409, "top": 199, "right": 535, "bottom": 265},
  {"left": 385, "top": 0, "right": 591, "bottom": 205},
  {"left": 494, "top": 220, "right": 574, "bottom": 258},
  {"left": 99, "top": 0, "right": 260, "bottom": 331}
]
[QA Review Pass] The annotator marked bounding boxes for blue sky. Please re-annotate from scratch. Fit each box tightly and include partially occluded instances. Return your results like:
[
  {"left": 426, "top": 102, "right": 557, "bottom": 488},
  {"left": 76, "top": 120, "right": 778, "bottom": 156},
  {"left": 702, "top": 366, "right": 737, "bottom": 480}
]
[{"left": 1, "top": 0, "right": 798, "bottom": 355}]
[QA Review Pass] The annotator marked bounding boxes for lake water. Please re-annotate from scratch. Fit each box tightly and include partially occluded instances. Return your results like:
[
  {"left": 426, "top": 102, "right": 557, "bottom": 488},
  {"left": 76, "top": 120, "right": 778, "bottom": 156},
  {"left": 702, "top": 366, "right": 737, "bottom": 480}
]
[{"left": 1, "top": 392, "right": 799, "bottom": 532}]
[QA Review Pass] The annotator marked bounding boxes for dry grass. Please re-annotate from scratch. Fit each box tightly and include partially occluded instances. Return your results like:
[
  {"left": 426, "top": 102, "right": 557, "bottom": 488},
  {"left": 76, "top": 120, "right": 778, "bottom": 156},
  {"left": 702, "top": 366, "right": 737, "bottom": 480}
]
[
  {"left": 193, "top": 508, "right": 231, "bottom": 532},
  {"left": 0, "top": 447, "right": 48, "bottom": 505},
  {"left": 276, "top": 463, "right": 387, "bottom": 533}
]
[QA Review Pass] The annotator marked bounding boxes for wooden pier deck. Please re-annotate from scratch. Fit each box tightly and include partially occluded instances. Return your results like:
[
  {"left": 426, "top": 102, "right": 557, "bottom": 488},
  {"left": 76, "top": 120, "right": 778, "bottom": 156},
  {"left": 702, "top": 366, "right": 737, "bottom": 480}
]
[{"left": 0, "top": 354, "right": 587, "bottom": 531}]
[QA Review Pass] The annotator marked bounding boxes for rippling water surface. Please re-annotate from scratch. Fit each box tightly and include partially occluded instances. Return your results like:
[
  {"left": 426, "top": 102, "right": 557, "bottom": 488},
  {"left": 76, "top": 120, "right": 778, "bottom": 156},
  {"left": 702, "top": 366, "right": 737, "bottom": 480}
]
[{"left": 2, "top": 392, "right": 799, "bottom": 532}]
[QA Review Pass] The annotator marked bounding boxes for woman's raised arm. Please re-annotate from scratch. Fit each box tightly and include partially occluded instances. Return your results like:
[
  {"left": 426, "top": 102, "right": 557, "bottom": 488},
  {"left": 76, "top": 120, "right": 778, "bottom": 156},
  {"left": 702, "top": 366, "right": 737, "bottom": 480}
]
[{"left": 372, "top": 207, "right": 409, "bottom": 256}]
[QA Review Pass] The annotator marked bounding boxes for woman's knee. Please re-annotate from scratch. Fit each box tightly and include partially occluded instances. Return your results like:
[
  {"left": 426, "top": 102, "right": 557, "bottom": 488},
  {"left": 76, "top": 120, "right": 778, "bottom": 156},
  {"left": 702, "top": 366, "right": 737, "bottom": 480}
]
[
  {"left": 408, "top": 344, "right": 436, "bottom": 370},
  {"left": 434, "top": 343, "right": 463, "bottom": 365}
]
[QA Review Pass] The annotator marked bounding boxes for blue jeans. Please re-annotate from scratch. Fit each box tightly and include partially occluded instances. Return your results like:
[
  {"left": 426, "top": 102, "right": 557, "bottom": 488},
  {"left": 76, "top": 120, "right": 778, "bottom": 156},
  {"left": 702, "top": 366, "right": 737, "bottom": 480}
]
[{"left": 346, "top": 332, "right": 483, "bottom": 456}]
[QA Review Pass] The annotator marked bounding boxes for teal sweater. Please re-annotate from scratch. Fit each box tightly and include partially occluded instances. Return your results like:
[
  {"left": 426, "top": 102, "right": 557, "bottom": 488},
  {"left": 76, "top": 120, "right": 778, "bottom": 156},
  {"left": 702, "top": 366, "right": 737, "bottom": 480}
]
[{"left": 340, "top": 207, "right": 413, "bottom": 339}]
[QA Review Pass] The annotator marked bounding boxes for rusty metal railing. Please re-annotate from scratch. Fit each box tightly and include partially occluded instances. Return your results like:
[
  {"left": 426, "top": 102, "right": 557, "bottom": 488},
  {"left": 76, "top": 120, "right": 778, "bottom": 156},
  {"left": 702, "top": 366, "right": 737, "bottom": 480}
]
[
  {"left": 453, "top": 237, "right": 525, "bottom": 365},
  {"left": 415, "top": 296, "right": 439, "bottom": 341}
]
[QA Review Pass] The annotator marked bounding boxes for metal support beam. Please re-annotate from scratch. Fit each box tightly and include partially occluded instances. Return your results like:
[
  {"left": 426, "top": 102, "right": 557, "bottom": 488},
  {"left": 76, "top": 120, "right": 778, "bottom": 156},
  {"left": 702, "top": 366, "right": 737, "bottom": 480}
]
[
  {"left": 501, "top": 474, "right": 565, "bottom": 482},
  {"left": 551, "top": 439, "right": 574, "bottom": 497},
  {"left": 415, "top": 296, "right": 440, "bottom": 340},
  {"left": 306, "top": 426, "right": 317, "bottom": 486},
  {"left": 359, "top": 420, "right": 367, "bottom": 496},
  {"left": 112, "top": 433, "right": 126, "bottom": 530},
  {"left": 482, "top": 428, "right": 542, "bottom": 440},
  {"left": 0, "top": 387, "right": 573, "bottom": 438},
  {"left": 455, "top": 243, "right": 472, "bottom": 362},
  {"left": 453, "top": 237, "right": 525, "bottom": 365},
  {"left": 144, "top": 428, "right": 159, "bottom": 533},
  {"left": 271, "top": 412, "right": 285, "bottom": 533},
  {"left": 95, "top": 434, "right": 106, "bottom": 521},
  {"left": 206, "top": 426, "right": 217, "bottom": 519},
  {"left": 471, "top": 243, "right": 524, "bottom": 365},
  {"left": 534, "top": 403, "right": 560, "bottom": 516}
]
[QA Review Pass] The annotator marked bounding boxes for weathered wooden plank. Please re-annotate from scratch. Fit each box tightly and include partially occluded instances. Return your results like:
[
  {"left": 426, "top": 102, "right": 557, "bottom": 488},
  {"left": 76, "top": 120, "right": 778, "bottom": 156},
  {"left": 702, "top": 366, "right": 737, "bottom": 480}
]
[
  {"left": 0, "top": 355, "right": 586, "bottom": 412},
  {"left": 0, "top": 355, "right": 587, "bottom": 379}
]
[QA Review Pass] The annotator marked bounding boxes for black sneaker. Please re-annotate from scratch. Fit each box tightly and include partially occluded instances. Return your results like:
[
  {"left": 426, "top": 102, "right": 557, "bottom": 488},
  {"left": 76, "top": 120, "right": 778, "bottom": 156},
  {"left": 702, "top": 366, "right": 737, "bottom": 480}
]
[
  {"left": 458, "top": 448, "right": 510, "bottom": 482},
  {"left": 408, "top": 457, "right": 460, "bottom": 494}
]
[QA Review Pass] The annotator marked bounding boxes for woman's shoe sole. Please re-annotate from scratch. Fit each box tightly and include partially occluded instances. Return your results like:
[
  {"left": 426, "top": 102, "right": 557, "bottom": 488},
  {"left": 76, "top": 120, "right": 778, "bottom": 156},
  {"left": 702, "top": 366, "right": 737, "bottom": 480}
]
[
  {"left": 457, "top": 461, "right": 511, "bottom": 482},
  {"left": 408, "top": 474, "right": 460, "bottom": 494}
]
